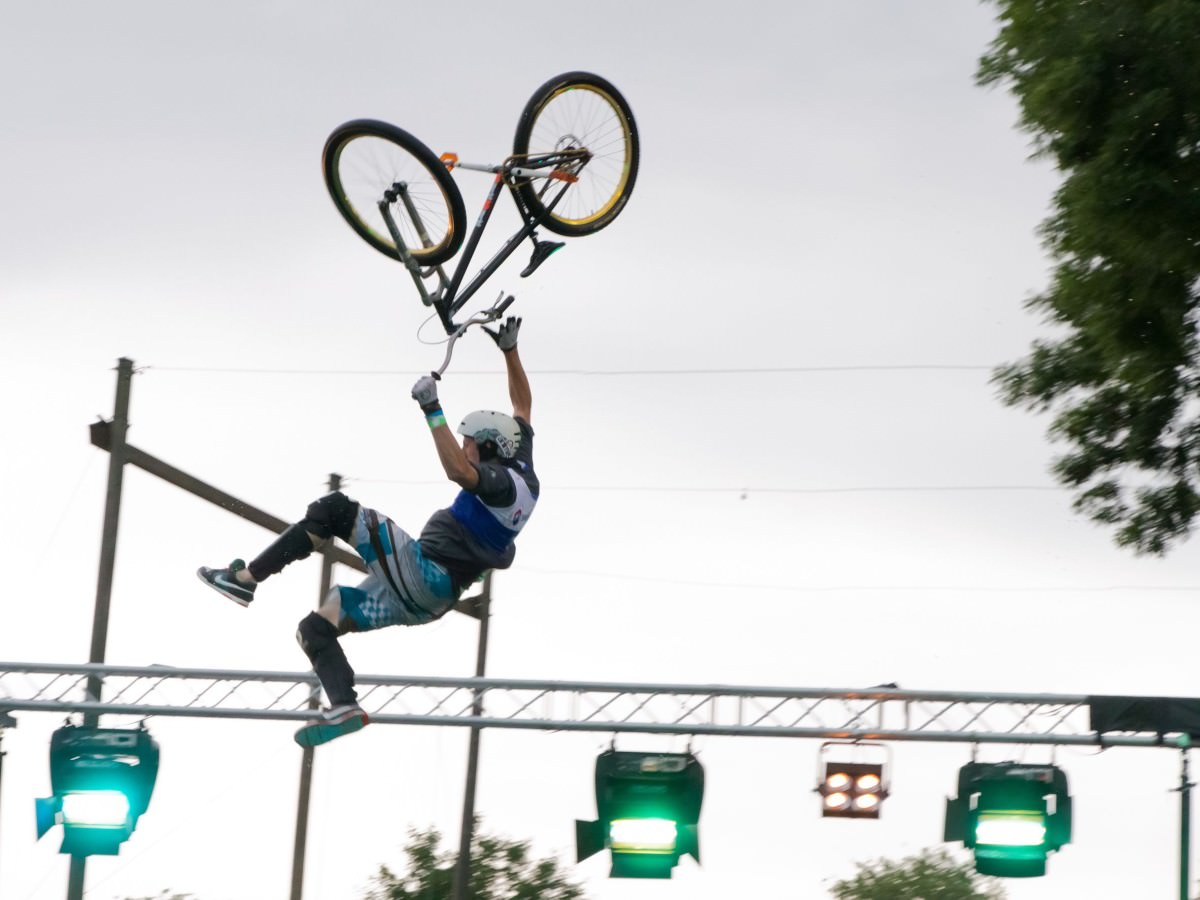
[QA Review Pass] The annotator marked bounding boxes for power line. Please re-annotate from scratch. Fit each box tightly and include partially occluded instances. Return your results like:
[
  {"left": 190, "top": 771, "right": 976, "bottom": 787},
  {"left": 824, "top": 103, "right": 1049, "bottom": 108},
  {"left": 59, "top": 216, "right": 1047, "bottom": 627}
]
[
  {"left": 346, "top": 477, "right": 1059, "bottom": 495},
  {"left": 145, "top": 364, "right": 995, "bottom": 377},
  {"left": 515, "top": 566, "right": 1200, "bottom": 594}
]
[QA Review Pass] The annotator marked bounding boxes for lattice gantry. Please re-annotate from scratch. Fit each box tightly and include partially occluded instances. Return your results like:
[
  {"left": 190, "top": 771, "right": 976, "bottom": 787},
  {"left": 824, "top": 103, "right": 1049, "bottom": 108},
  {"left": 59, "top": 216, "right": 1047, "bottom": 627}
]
[{"left": 0, "top": 662, "right": 1176, "bottom": 747}]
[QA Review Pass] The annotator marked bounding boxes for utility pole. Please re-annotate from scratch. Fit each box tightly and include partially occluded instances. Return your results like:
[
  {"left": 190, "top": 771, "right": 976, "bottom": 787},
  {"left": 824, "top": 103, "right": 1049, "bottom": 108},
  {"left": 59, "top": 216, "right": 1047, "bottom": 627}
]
[
  {"left": 69, "top": 357, "right": 134, "bottom": 900},
  {"left": 74, "top": 364, "right": 491, "bottom": 899},
  {"left": 1180, "top": 739, "right": 1194, "bottom": 900},
  {"left": 0, "top": 717, "right": 10, "bottom": 897},
  {"left": 452, "top": 572, "right": 492, "bottom": 900},
  {"left": 290, "top": 473, "right": 340, "bottom": 900}
]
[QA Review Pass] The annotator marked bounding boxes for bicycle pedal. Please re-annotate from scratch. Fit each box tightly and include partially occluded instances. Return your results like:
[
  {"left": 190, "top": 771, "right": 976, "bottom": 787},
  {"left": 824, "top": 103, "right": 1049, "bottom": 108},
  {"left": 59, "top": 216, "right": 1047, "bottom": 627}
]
[{"left": 520, "top": 240, "right": 565, "bottom": 278}]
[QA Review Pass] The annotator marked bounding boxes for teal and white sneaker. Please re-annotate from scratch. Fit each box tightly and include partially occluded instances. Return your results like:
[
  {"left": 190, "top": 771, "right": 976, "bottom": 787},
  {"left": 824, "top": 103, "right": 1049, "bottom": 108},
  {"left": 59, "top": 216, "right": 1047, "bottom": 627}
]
[
  {"left": 294, "top": 704, "right": 369, "bottom": 747},
  {"left": 197, "top": 559, "right": 256, "bottom": 607}
]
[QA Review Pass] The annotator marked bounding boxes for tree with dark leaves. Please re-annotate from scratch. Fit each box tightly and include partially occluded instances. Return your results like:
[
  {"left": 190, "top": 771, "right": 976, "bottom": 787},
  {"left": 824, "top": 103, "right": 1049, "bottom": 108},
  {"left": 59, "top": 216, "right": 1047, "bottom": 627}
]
[
  {"left": 829, "top": 848, "right": 1006, "bottom": 900},
  {"left": 364, "top": 823, "right": 586, "bottom": 900},
  {"left": 980, "top": 0, "right": 1200, "bottom": 554}
]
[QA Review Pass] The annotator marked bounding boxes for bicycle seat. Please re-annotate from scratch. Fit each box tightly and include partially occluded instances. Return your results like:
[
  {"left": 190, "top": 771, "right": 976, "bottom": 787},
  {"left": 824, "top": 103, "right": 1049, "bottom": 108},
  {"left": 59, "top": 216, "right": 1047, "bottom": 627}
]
[{"left": 520, "top": 240, "right": 565, "bottom": 278}]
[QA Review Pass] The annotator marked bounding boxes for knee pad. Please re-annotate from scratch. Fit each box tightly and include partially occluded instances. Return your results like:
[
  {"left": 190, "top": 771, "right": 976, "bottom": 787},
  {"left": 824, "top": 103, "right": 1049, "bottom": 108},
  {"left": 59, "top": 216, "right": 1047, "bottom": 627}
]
[
  {"left": 301, "top": 491, "right": 360, "bottom": 542},
  {"left": 296, "top": 611, "right": 338, "bottom": 661}
]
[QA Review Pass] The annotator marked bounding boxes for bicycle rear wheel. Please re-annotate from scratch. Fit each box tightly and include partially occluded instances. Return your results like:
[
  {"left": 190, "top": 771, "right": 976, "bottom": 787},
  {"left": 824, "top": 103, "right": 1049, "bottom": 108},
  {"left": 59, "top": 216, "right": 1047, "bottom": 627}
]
[
  {"left": 511, "top": 72, "right": 639, "bottom": 237},
  {"left": 323, "top": 119, "right": 466, "bottom": 266}
]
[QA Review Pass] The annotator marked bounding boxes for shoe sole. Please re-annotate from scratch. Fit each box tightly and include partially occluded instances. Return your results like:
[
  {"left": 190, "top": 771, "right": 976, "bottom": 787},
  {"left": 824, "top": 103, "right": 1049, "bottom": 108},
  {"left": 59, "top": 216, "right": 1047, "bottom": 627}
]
[
  {"left": 196, "top": 568, "right": 252, "bottom": 608},
  {"left": 294, "top": 713, "right": 369, "bottom": 748}
]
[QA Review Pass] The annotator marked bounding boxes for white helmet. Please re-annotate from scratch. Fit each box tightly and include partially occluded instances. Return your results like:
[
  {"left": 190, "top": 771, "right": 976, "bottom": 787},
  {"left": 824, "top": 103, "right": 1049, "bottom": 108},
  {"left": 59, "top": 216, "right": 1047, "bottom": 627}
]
[{"left": 458, "top": 410, "right": 521, "bottom": 460}]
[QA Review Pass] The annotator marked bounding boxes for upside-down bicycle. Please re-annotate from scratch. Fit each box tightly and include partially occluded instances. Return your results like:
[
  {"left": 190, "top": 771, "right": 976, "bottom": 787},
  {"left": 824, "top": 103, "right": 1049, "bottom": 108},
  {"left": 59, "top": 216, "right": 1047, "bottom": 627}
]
[{"left": 321, "top": 71, "right": 640, "bottom": 366}]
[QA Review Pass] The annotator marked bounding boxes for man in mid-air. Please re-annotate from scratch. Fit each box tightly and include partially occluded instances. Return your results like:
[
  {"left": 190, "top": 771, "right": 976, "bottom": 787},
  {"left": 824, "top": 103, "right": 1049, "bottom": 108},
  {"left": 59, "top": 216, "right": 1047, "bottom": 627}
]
[{"left": 198, "top": 317, "right": 537, "bottom": 746}]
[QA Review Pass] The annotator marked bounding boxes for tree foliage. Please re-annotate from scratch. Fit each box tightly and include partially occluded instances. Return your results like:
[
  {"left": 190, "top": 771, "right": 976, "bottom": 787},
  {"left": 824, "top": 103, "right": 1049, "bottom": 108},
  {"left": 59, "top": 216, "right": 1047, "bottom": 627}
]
[
  {"left": 364, "top": 823, "right": 586, "bottom": 900},
  {"left": 979, "top": 0, "right": 1200, "bottom": 553},
  {"left": 829, "top": 847, "right": 1006, "bottom": 900}
]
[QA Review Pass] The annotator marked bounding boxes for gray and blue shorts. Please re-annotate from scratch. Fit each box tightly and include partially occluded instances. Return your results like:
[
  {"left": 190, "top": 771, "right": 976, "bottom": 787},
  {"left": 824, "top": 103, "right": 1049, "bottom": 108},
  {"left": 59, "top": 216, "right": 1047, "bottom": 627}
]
[{"left": 337, "top": 506, "right": 457, "bottom": 631}]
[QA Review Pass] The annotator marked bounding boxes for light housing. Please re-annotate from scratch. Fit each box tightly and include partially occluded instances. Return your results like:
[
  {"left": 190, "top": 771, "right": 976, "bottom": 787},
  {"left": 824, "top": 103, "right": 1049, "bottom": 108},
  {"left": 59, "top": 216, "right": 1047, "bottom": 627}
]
[
  {"left": 35, "top": 724, "right": 160, "bottom": 857},
  {"left": 944, "top": 760, "right": 1072, "bottom": 878},
  {"left": 817, "top": 742, "right": 891, "bottom": 820},
  {"left": 576, "top": 749, "right": 703, "bottom": 879}
]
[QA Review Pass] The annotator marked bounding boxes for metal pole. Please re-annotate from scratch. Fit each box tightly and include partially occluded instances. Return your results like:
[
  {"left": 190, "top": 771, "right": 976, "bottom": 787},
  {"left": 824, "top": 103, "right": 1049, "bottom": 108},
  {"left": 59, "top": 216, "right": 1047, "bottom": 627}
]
[
  {"left": 0, "top": 725, "right": 7, "bottom": 897},
  {"left": 69, "top": 357, "right": 134, "bottom": 900},
  {"left": 452, "top": 572, "right": 492, "bottom": 900},
  {"left": 290, "top": 473, "right": 341, "bottom": 900},
  {"left": 1181, "top": 742, "right": 1193, "bottom": 900}
]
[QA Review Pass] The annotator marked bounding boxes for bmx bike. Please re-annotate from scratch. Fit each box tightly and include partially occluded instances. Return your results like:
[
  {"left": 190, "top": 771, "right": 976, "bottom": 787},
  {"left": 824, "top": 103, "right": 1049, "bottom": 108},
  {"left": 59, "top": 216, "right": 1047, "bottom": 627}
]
[{"left": 321, "top": 71, "right": 639, "bottom": 350}]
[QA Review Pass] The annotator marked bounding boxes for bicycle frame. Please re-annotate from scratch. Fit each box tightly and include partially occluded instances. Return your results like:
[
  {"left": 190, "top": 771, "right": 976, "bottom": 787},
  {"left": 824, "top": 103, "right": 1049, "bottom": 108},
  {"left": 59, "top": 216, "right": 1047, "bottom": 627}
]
[{"left": 379, "top": 150, "right": 586, "bottom": 335}]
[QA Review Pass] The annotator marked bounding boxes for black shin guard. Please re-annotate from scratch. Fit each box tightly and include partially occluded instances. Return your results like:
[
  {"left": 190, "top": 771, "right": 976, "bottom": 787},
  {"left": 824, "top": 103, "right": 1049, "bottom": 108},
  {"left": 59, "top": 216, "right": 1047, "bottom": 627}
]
[
  {"left": 296, "top": 611, "right": 357, "bottom": 706},
  {"left": 247, "top": 492, "right": 359, "bottom": 582},
  {"left": 247, "top": 524, "right": 314, "bottom": 582}
]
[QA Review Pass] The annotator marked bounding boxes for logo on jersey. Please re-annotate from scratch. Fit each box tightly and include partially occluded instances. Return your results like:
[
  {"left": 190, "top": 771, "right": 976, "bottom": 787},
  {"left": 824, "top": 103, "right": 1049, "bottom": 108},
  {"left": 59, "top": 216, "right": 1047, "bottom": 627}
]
[{"left": 511, "top": 508, "right": 524, "bottom": 527}]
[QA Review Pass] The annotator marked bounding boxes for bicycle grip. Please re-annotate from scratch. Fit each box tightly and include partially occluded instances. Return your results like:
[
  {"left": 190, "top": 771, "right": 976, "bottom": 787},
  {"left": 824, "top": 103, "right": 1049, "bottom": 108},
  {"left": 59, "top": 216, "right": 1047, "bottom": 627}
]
[{"left": 497, "top": 294, "right": 516, "bottom": 316}]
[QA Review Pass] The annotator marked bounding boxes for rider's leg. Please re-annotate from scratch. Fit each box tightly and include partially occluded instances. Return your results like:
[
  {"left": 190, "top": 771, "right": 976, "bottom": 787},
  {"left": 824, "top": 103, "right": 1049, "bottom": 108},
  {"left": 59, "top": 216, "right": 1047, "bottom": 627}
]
[
  {"left": 296, "top": 585, "right": 361, "bottom": 707},
  {"left": 243, "top": 491, "right": 361, "bottom": 585}
]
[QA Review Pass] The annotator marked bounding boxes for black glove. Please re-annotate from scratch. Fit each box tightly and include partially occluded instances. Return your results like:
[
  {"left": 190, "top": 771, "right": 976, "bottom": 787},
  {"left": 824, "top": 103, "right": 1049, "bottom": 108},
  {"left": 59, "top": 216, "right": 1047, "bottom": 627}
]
[
  {"left": 411, "top": 374, "right": 440, "bottom": 412},
  {"left": 482, "top": 316, "right": 521, "bottom": 353}
]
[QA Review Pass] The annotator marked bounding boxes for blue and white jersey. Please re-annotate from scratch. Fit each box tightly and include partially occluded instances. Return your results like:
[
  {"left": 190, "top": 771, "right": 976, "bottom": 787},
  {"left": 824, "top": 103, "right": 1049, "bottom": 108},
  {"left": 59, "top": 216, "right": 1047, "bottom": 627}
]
[
  {"left": 447, "top": 466, "right": 538, "bottom": 552},
  {"left": 418, "top": 417, "right": 539, "bottom": 591}
]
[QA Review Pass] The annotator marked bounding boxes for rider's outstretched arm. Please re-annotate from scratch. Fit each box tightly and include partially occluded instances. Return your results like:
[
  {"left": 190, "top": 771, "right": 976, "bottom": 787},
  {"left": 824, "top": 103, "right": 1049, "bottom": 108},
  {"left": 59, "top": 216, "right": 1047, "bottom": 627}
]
[
  {"left": 504, "top": 345, "right": 532, "bottom": 423},
  {"left": 485, "top": 316, "right": 531, "bottom": 422},
  {"left": 411, "top": 375, "right": 479, "bottom": 490}
]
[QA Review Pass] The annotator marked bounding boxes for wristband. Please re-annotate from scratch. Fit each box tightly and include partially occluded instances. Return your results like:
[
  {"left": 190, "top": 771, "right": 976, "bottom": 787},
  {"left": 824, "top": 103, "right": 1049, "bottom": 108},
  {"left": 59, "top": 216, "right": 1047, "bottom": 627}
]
[{"left": 425, "top": 410, "right": 447, "bottom": 429}]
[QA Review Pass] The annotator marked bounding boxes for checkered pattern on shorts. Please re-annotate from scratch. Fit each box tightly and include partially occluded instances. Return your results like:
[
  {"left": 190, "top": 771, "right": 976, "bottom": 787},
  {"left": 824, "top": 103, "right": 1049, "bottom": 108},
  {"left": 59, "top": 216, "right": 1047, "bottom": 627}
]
[{"left": 336, "top": 506, "right": 456, "bottom": 631}]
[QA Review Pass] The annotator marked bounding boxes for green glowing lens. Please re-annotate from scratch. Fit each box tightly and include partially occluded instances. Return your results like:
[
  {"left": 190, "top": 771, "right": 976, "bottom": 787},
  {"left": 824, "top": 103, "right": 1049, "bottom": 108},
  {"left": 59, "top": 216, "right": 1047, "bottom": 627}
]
[
  {"left": 609, "top": 818, "right": 677, "bottom": 853},
  {"left": 976, "top": 813, "right": 1046, "bottom": 847},
  {"left": 61, "top": 791, "right": 131, "bottom": 827}
]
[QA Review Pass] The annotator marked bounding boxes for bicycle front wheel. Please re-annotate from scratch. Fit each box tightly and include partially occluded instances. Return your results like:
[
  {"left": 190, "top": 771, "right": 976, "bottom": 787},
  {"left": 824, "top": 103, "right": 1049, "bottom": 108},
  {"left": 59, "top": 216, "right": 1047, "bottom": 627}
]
[
  {"left": 511, "top": 72, "right": 639, "bottom": 237},
  {"left": 323, "top": 119, "right": 466, "bottom": 266}
]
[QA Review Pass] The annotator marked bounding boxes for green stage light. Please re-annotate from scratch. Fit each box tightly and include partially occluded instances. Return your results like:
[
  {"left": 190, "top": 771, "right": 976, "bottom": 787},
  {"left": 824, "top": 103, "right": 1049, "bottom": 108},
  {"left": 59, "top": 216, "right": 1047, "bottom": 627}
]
[
  {"left": 944, "top": 761, "right": 1072, "bottom": 878},
  {"left": 576, "top": 750, "right": 703, "bottom": 879},
  {"left": 35, "top": 724, "right": 160, "bottom": 857}
]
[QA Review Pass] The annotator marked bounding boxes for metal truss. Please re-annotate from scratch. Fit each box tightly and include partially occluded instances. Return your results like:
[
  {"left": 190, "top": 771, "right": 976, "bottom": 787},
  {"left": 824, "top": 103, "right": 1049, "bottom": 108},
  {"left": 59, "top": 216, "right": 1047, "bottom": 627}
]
[{"left": 0, "top": 661, "right": 1180, "bottom": 748}]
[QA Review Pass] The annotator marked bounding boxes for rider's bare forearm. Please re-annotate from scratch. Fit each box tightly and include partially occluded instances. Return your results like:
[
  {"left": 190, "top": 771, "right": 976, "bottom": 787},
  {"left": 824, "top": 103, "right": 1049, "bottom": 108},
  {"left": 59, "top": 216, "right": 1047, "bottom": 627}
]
[
  {"left": 430, "top": 422, "right": 479, "bottom": 489},
  {"left": 505, "top": 347, "right": 532, "bottom": 422}
]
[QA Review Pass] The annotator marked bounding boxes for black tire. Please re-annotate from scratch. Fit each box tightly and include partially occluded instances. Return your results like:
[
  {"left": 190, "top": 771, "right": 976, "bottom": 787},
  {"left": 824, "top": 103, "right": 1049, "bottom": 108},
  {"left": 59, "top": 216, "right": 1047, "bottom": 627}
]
[
  {"left": 511, "top": 72, "right": 639, "bottom": 237},
  {"left": 322, "top": 119, "right": 467, "bottom": 266}
]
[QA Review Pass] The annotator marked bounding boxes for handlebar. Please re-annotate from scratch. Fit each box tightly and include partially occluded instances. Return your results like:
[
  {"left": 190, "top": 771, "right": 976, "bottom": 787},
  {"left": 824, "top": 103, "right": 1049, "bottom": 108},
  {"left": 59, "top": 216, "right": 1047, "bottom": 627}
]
[{"left": 431, "top": 292, "right": 516, "bottom": 380}]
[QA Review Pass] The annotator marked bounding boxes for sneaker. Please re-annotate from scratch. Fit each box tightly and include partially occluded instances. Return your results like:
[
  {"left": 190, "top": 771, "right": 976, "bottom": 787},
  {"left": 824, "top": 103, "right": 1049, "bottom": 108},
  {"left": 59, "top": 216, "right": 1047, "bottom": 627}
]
[
  {"left": 196, "top": 559, "right": 256, "bottom": 607},
  {"left": 294, "top": 704, "right": 369, "bottom": 747}
]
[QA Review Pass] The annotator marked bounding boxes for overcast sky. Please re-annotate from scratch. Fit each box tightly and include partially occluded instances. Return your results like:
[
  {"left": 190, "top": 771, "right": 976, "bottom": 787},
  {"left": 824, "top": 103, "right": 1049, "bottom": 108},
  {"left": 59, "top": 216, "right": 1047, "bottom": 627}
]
[{"left": 3, "top": 2, "right": 1198, "bottom": 899}]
